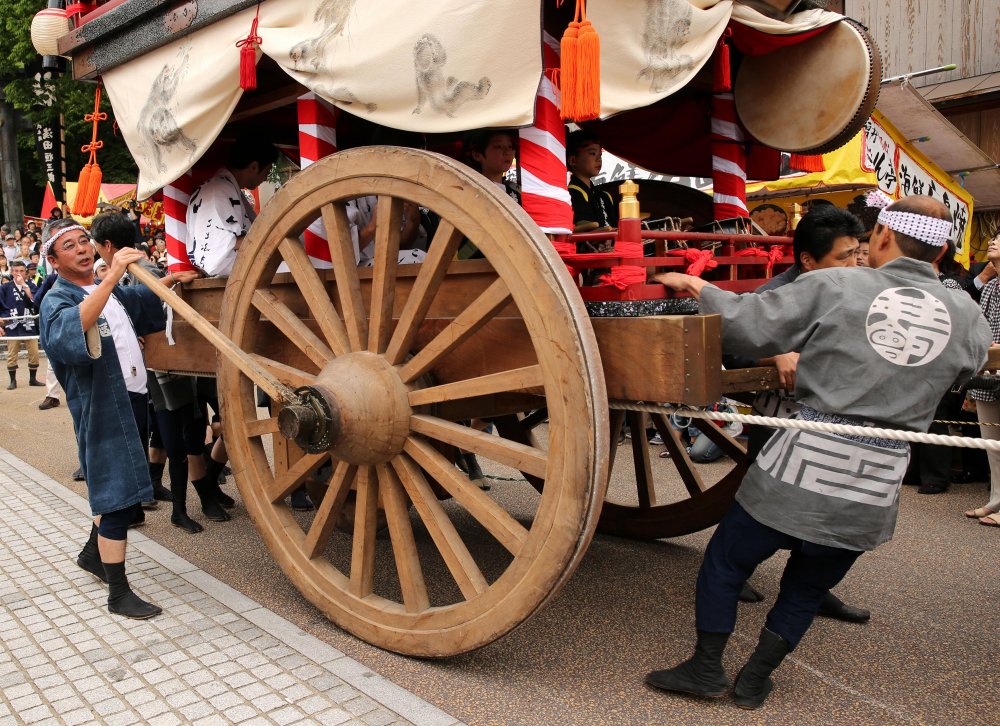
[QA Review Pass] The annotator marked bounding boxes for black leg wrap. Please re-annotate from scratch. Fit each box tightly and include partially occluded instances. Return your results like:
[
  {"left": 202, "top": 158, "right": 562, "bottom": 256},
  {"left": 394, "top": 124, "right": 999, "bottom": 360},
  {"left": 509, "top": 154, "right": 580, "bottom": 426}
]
[{"left": 77, "top": 524, "right": 107, "bottom": 584}]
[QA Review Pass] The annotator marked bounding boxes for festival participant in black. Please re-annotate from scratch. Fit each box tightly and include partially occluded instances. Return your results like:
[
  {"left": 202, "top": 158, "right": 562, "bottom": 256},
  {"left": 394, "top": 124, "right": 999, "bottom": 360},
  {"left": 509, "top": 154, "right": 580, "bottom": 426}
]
[
  {"left": 647, "top": 196, "right": 989, "bottom": 709},
  {"left": 1, "top": 260, "right": 43, "bottom": 389}
]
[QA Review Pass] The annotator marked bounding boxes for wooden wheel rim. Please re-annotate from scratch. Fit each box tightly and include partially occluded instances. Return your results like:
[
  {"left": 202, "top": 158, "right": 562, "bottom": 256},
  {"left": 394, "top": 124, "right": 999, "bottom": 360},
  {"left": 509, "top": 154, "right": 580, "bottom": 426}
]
[{"left": 218, "top": 147, "right": 608, "bottom": 656}]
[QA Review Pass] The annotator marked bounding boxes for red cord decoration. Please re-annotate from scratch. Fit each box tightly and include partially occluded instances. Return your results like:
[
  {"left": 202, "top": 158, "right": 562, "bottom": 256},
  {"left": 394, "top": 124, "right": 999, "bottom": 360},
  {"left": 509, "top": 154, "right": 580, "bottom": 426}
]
[{"left": 236, "top": 5, "right": 262, "bottom": 91}]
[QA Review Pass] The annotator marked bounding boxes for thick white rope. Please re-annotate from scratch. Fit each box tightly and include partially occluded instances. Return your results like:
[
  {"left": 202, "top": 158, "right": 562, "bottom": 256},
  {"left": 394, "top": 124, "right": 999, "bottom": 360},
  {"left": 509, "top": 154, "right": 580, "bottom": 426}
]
[{"left": 608, "top": 400, "right": 1000, "bottom": 452}]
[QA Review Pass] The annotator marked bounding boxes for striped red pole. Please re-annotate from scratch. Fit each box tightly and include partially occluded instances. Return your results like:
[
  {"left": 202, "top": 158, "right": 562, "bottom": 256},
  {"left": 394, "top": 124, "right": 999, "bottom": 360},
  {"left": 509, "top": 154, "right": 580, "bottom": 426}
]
[
  {"left": 298, "top": 92, "right": 339, "bottom": 267},
  {"left": 164, "top": 173, "right": 196, "bottom": 272},
  {"left": 520, "top": 32, "right": 574, "bottom": 256},
  {"left": 710, "top": 92, "right": 748, "bottom": 221}
]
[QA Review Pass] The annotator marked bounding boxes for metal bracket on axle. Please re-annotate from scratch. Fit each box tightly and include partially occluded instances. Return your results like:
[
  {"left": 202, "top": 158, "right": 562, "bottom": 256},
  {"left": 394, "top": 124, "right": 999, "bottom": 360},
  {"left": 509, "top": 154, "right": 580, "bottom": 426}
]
[{"left": 277, "top": 386, "right": 339, "bottom": 454}]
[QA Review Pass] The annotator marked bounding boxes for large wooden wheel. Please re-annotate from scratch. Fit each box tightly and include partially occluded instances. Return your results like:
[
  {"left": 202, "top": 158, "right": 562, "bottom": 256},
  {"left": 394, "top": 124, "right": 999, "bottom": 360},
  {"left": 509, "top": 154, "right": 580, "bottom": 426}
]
[
  {"left": 217, "top": 147, "right": 608, "bottom": 657},
  {"left": 597, "top": 410, "right": 749, "bottom": 539}
]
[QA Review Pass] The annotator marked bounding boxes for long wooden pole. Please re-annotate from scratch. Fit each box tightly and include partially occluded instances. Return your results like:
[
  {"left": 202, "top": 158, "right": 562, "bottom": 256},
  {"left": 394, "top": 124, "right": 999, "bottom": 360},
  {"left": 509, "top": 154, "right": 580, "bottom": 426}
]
[{"left": 127, "top": 262, "right": 296, "bottom": 404}]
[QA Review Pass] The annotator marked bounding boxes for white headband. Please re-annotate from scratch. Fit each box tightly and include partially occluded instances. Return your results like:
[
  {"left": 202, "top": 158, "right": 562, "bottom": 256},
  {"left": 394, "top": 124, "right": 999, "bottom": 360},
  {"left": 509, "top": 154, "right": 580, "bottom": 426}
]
[
  {"left": 41, "top": 225, "right": 88, "bottom": 259},
  {"left": 865, "top": 190, "right": 892, "bottom": 209},
  {"left": 876, "top": 209, "right": 952, "bottom": 247}
]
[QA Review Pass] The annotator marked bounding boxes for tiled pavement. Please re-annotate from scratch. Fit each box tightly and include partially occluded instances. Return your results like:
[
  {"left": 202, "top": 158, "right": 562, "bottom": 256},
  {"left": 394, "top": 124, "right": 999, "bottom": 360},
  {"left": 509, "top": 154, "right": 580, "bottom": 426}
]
[{"left": 0, "top": 448, "right": 462, "bottom": 726}]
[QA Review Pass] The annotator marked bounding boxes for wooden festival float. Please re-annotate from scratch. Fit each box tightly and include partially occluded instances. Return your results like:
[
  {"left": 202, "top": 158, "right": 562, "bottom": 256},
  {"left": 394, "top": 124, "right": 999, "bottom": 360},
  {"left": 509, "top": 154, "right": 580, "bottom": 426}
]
[{"left": 38, "top": 0, "right": 882, "bottom": 656}]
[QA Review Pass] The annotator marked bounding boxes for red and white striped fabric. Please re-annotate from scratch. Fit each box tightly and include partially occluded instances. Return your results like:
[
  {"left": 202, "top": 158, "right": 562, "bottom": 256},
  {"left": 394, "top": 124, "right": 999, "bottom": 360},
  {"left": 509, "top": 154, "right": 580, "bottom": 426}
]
[
  {"left": 519, "top": 32, "right": 573, "bottom": 238},
  {"left": 164, "top": 173, "right": 196, "bottom": 272},
  {"left": 299, "top": 92, "right": 339, "bottom": 268},
  {"left": 710, "top": 92, "right": 748, "bottom": 221}
]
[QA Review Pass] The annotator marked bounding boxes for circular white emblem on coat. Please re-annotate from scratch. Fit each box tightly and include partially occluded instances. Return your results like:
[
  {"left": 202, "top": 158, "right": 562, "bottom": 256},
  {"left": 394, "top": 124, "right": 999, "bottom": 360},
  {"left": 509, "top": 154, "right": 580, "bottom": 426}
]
[{"left": 865, "top": 287, "right": 952, "bottom": 367}]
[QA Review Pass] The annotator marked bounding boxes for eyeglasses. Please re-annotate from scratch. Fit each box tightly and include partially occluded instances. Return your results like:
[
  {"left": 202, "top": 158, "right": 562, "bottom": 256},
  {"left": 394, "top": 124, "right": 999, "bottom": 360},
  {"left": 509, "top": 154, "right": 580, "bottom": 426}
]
[{"left": 58, "top": 235, "right": 92, "bottom": 252}]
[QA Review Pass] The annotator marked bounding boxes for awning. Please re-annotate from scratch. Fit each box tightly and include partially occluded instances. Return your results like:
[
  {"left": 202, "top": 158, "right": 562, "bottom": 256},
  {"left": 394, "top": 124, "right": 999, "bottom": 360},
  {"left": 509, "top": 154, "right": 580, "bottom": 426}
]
[{"left": 876, "top": 80, "right": 1000, "bottom": 210}]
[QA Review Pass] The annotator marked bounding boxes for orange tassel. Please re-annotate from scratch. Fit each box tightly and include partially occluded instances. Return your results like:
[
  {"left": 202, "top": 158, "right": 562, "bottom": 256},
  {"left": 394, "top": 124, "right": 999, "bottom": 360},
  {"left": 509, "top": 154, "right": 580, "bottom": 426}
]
[
  {"left": 576, "top": 15, "right": 601, "bottom": 121},
  {"left": 789, "top": 153, "right": 825, "bottom": 173},
  {"left": 73, "top": 163, "right": 93, "bottom": 215},
  {"left": 73, "top": 86, "right": 107, "bottom": 216},
  {"left": 560, "top": 19, "right": 580, "bottom": 120},
  {"left": 560, "top": 0, "right": 600, "bottom": 122},
  {"left": 236, "top": 7, "right": 262, "bottom": 91}
]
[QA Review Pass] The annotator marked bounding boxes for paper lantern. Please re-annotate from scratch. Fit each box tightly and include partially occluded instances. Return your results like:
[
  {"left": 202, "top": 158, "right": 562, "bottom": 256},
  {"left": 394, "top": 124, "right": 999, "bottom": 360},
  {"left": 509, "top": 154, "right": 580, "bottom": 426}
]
[{"left": 31, "top": 8, "right": 70, "bottom": 57}]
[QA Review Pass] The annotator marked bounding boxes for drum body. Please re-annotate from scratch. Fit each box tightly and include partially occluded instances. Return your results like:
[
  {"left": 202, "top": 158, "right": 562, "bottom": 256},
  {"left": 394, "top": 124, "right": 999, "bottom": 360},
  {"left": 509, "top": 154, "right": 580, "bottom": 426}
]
[{"left": 734, "top": 19, "right": 881, "bottom": 154}]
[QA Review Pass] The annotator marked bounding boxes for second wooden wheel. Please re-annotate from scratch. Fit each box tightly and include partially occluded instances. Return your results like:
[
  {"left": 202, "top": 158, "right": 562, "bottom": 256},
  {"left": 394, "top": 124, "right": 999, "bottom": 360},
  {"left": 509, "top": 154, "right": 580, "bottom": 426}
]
[
  {"left": 597, "top": 409, "right": 749, "bottom": 540},
  {"left": 217, "top": 147, "right": 608, "bottom": 657}
]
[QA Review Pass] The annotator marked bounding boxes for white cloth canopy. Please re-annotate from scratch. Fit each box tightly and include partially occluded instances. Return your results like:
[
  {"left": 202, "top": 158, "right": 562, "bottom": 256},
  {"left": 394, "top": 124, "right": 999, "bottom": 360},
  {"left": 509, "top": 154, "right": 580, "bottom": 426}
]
[{"left": 101, "top": 0, "right": 844, "bottom": 198}]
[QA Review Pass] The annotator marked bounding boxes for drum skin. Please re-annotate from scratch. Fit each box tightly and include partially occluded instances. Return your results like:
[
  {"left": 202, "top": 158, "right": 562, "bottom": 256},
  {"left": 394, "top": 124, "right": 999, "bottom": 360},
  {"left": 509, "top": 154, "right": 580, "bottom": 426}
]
[{"left": 734, "top": 19, "right": 882, "bottom": 154}]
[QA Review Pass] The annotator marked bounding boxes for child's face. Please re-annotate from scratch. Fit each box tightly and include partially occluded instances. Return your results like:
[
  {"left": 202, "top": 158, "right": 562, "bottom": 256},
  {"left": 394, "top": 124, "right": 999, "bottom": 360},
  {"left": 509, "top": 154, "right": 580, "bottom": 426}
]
[
  {"left": 476, "top": 134, "right": 516, "bottom": 180},
  {"left": 570, "top": 142, "right": 603, "bottom": 179}
]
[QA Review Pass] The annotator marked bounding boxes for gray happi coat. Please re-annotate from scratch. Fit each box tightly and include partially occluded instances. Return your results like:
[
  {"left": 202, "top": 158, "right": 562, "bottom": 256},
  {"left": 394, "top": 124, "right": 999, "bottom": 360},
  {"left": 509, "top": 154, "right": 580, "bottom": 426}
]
[{"left": 701, "top": 257, "right": 990, "bottom": 550}]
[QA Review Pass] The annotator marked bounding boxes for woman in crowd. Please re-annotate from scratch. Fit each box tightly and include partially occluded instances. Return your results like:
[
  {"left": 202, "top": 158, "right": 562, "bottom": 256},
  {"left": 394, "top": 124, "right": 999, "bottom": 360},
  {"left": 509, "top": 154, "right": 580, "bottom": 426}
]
[
  {"left": 0, "top": 252, "right": 10, "bottom": 283},
  {"left": 967, "top": 234, "right": 1000, "bottom": 526}
]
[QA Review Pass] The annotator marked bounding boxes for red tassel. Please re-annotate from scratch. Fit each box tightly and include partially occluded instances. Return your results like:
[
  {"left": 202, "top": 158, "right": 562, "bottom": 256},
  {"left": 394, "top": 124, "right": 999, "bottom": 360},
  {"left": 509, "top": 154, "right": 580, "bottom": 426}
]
[
  {"left": 789, "top": 153, "right": 826, "bottom": 173},
  {"left": 237, "top": 10, "right": 262, "bottom": 91},
  {"left": 713, "top": 28, "right": 732, "bottom": 93}
]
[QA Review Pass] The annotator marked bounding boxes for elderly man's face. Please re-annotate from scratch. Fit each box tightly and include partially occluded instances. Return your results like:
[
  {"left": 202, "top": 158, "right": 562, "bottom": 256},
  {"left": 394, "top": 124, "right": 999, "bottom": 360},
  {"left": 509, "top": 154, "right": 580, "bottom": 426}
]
[{"left": 48, "top": 231, "right": 94, "bottom": 281}]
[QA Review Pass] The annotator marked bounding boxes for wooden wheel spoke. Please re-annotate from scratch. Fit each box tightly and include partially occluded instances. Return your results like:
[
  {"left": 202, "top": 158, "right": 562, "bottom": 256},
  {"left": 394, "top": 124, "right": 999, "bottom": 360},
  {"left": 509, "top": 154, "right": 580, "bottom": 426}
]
[
  {"left": 408, "top": 365, "right": 543, "bottom": 407},
  {"left": 398, "top": 278, "right": 511, "bottom": 384},
  {"left": 409, "top": 414, "right": 547, "bottom": 479},
  {"left": 245, "top": 416, "right": 280, "bottom": 438},
  {"left": 385, "top": 221, "right": 463, "bottom": 365},
  {"left": 322, "top": 202, "right": 368, "bottom": 350},
  {"left": 377, "top": 464, "right": 430, "bottom": 612},
  {"left": 404, "top": 438, "right": 529, "bottom": 557},
  {"left": 277, "top": 237, "right": 350, "bottom": 357},
  {"left": 368, "top": 196, "right": 403, "bottom": 353},
  {"left": 253, "top": 289, "right": 334, "bottom": 368},
  {"left": 692, "top": 418, "right": 747, "bottom": 460},
  {"left": 626, "top": 413, "right": 656, "bottom": 509},
  {"left": 250, "top": 355, "right": 314, "bottom": 389},
  {"left": 390, "top": 454, "right": 487, "bottom": 600},
  {"left": 651, "top": 414, "right": 706, "bottom": 497},
  {"left": 266, "top": 451, "right": 328, "bottom": 503},
  {"left": 349, "top": 467, "right": 379, "bottom": 597},
  {"left": 304, "top": 461, "right": 357, "bottom": 559}
]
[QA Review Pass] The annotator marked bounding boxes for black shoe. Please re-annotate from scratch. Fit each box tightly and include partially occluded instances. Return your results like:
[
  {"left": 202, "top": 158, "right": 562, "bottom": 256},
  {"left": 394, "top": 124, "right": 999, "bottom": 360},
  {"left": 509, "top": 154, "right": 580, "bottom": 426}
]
[
  {"left": 38, "top": 396, "right": 60, "bottom": 410},
  {"left": 215, "top": 489, "right": 236, "bottom": 509},
  {"left": 170, "top": 512, "right": 204, "bottom": 534},
  {"left": 193, "top": 477, "right": 231, "bottom": 521},
  {"left": 645, "top": 631, "right": 731, "bottom": 698},
  {"left": 140, "top": 499, "right": 158, "bottom": 510},
  {"left": 6, "top": 381, "right": 15, "bottom": 391},
  {"left": 734, "top": 628, "right": 790, "bottom": 709},
  {"left": 152, "top": 484, "right": 173, "bottom": 502},
  {"left": 739, "top": 582, "right": 764, "bottom": 603},
  {"left": 29, "top": 378, "right": 45, "bottom": 387},
  {"left": 72, "top": 468, "right": 84, "bottom": 481},
  {"left": 128, "top": 509, "right": 145, "bottom": 528},
  {"left": 77, "top": 552, "right": 108, "bottom": 583},
  {"left": 917, "top": 483, "right": 948, "bottom": 495},
  {"left": 108, "top": 591, "right": 162, "bottom": 620},
  {"left": 290, "top": 487, "right": 314, "bottom": 511},
  {"left": 816, "top": 592, "right": 870, "bottom": 624}
]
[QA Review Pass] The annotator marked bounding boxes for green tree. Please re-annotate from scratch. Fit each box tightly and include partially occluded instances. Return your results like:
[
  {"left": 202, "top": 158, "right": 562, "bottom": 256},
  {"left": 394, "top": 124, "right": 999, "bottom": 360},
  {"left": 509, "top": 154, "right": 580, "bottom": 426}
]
[{"left": 1, "top": 0, "right": 137, "bottom": 220}]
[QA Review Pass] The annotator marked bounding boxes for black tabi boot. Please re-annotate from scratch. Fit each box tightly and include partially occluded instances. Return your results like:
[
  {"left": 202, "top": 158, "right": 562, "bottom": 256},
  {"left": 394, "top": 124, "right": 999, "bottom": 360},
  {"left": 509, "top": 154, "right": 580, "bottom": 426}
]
[
  {"left": 28, "top": 367, "right": 44, "bottom": 387},
  {"left": 149, "top": 462, "right": 172, "bottom": 502},
  {"left": 168, "top": 461, "right": 202, "bottom": 533},
  {"left": 203, "top": 452, "right": 235, "bottom": 508},
  {"left": 739, "top": 582, "right": 764, "bottom": 603},
  {"left": 76, "top": 524, "right": 107, "bottom": 583},
  {"left": 816, "top": 591, "right": 871, "bottom": 624},
  {"left": 733, "top": 628, "right": 791, "bottom": 709},
  {"left": 192, "top": 476, "right": 231, "bottom": 521},
  {"left": 7, "top": 369, "right": 16, "bottom": 390},
  {"left": 104, "top": 561, "right": 162, "bottom": 619},
  {"left": 646, "top": 630, "right": 731, "bottom": 698}
]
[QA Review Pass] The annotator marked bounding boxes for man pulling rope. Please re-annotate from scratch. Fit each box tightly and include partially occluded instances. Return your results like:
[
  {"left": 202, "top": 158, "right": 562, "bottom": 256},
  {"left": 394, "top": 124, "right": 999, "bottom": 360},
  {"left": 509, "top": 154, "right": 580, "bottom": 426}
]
[{"left": 645, "top": 195, "right": 990, "bottom": 709}]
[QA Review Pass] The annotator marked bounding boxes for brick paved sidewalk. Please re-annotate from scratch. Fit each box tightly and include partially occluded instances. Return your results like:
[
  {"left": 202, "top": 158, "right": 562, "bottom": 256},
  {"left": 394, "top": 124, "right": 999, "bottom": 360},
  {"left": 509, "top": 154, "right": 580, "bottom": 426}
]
[{"left": 0, "top": 449, "right": 462, "bottom": 726}]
